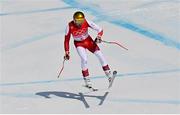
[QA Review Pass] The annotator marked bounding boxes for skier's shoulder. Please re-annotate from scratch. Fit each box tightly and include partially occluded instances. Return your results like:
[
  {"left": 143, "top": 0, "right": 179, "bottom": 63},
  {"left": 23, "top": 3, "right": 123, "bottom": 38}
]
[
  {"left": 85, "top": 19, "right": 92, "bottom": 25},
  {"left": 69, "top": 20, "right": 74, "bottom": 25},
  {"left": 67, "top": 20, "right": 76, "bottom": 28},
  {"left": 85, "top": 19, "right": 97, "bottom": 27},
  {"left": 68, "top": 20, "right": 74, "bottom": 26},
  {"left": 85, "top": 19, "right": 91, "bottom": 23},
  {"left": 65, "top": 20, "right": 74, "bottom": 30}
]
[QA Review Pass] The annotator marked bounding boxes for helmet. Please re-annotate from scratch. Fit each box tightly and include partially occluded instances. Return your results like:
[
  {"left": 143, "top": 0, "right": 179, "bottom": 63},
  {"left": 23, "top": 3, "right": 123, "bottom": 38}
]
[
  {"left": 73, "top": 11, "right": 85, "bottom": 25},
  {"left": 73, "top": 11, "right": 85, "bottom": 20}
]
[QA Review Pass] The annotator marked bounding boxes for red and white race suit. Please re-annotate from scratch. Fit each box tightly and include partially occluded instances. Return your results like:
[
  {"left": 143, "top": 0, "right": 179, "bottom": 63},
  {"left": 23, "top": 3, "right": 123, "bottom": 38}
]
[{"left": 64, "top": 19, "right": 110, "bottom": 77}]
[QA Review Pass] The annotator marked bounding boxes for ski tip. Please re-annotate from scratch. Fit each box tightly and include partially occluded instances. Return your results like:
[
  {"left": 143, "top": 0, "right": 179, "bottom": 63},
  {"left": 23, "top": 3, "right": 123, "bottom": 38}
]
[
  {"left": 113, "top": 71, "right": 117, "bottom": 75},
  {"left": 93, "top": 89, "right": 98, "bottom": 91}
]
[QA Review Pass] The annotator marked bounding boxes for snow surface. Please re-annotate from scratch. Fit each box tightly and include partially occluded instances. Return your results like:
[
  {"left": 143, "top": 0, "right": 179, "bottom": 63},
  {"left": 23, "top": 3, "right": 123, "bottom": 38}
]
[{"left": 0, "top": 0, "right": 180, "bottom": 114}]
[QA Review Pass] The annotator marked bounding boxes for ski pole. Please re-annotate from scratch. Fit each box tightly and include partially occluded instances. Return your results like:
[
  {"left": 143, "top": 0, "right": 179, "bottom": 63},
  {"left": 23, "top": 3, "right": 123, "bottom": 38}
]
[
  {"left": 101, "top": 40, "right": 128, "bottom": 51},
  {"left": 57, "top": 59, "right": 66, "bottom": 78}
]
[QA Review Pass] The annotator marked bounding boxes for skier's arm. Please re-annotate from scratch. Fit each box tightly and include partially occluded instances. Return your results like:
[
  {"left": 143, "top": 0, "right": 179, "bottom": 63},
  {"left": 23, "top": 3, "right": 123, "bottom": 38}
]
[
  {"left": 64, "top": 24, "right": 71, "bottom": 60},
  {"left": 86, "top": 20, "right": 103, "bottom": 38}
]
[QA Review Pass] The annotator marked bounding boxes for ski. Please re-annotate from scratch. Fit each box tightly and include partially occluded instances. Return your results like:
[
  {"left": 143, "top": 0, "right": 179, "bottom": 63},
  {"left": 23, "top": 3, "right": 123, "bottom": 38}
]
[
  {"left": 83, "top": 85, "right": 98, "bottom": 92},
  {"left": 82, "top": 70, "right": 117, "bottom": 93},
  {"left": 108, "top": 71, "right": 117, "bottom": 89}
]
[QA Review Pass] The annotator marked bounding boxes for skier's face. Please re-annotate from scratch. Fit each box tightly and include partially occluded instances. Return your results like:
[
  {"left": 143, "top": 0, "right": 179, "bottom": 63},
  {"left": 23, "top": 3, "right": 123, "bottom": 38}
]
[{"left": 74, "top": 18, "right": 84, "bottom": 27}]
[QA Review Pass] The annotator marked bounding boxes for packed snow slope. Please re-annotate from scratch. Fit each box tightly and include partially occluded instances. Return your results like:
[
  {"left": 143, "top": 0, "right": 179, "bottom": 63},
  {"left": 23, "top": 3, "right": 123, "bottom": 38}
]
[{"left": 0, "top": 0, "right": 180, "bottom": 114}]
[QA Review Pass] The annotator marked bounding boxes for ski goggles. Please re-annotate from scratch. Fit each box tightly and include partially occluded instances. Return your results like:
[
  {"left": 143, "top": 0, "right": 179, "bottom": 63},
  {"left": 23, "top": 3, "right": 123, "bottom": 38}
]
[{"left": 74, "top": 18, "right": 84, "bottom": 25}]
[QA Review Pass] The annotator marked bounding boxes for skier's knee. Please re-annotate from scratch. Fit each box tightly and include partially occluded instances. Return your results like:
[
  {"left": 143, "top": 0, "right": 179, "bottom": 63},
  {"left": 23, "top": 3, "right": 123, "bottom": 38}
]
[{"left": 81, "top": 59, "right": 87, "bottom": 65}]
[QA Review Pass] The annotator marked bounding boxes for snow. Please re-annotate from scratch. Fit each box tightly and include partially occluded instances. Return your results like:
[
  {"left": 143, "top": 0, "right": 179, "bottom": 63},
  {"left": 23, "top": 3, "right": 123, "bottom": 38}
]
[{"left": 0, "top": 0, "right": 180, "bottom": 114}]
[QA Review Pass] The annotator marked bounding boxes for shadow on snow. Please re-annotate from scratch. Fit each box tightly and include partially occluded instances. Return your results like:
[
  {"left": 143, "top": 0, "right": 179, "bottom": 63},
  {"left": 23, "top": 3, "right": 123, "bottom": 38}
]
[{"left": 36, "top": 91, "right": 109, "bottom": 108}]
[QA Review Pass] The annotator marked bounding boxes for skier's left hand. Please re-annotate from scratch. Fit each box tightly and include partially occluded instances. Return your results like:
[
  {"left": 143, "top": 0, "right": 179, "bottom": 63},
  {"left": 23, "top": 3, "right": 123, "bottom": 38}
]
[{"left": 95, "top": 36, "right": 102, "bottom": 43}]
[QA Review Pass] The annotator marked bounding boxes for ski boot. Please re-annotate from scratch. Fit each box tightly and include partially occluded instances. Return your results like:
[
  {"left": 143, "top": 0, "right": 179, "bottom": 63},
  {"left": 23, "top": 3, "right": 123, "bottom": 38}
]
[
  {"left": 105, "top": 70, "right": 117, "bottom": 88},
  {"left": 105, "top": 70, "right": 113, "bottom": 83},
  {"left": 83, "top": 77, "right": 98, "bottom": 91}
]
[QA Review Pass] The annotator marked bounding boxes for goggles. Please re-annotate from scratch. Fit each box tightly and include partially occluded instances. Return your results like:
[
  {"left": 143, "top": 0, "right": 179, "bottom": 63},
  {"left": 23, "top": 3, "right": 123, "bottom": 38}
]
[{"left": 74, "top": 18, "right": 84, "bottom": 25}]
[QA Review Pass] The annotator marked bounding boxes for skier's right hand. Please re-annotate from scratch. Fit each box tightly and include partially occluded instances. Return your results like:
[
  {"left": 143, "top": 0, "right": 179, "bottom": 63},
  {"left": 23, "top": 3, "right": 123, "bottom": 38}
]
[
  {"left": 95, "top": 36, "right": 102, "bottom": 44},
  {"left": 64, "top": 51, "right": 70, "bottom": 60}
]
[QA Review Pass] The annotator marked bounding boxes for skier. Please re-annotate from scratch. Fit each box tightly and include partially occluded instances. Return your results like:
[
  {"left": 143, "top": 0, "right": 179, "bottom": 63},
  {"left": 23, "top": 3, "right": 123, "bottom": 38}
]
[{"left": 64, "top": 11, "right": 113, "bottom": 89}]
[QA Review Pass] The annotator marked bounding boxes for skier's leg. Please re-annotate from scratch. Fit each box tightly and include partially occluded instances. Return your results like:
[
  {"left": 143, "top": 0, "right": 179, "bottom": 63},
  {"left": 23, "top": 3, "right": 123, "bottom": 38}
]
[
  {"left": 84, "top": 36, "right": 112, "bottom": 79},
  {"left": 94, "top": 50, "right": 107, "bottom": 67},
  {"left": 94, "top": 50, "right": 112, "bottom": 77},
  {"left": 76, "top": 47, "right": 92, "bottom": 87},
  {"left": 76, "top": 47, "right": 88, "bottom": 71}
]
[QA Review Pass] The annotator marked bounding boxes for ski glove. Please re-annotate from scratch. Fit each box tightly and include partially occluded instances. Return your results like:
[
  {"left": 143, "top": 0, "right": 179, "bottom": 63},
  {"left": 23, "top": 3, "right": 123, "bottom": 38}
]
[
  {"left": 64, "top": 51, "right": 70, "bottom": 60},
  {"left": 95, "top": 36, "right": 102, "bottom": 43}
]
